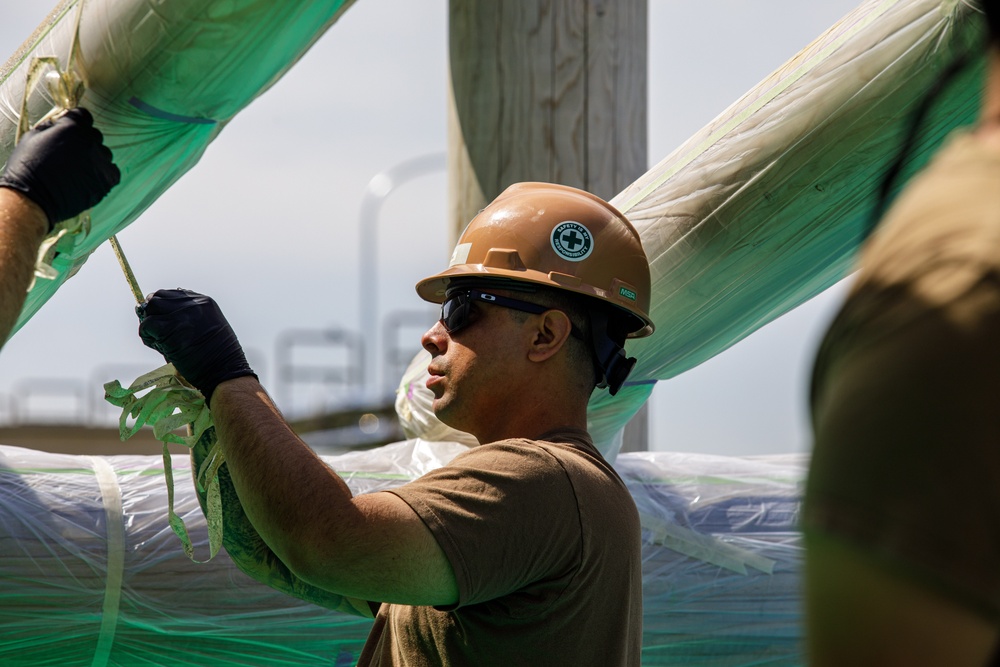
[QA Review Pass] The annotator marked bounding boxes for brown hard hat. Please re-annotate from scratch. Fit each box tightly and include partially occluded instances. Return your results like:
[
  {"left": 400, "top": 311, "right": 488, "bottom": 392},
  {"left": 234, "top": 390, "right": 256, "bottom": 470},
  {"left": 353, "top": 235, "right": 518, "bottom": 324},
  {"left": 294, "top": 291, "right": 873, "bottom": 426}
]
[{"left": 416, "top": 182, "right": 653, "bottom": 338}]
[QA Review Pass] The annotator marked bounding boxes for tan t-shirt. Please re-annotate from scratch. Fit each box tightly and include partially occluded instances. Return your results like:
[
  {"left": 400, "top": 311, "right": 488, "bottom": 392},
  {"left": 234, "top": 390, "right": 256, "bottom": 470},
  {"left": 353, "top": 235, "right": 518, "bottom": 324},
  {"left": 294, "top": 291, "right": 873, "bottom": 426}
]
[
  {"left": 356, "top": 428, "right": 642, "bottom": 666},
  {"left": 804, "top": 131, "right": 1000, "bottom": 620}
]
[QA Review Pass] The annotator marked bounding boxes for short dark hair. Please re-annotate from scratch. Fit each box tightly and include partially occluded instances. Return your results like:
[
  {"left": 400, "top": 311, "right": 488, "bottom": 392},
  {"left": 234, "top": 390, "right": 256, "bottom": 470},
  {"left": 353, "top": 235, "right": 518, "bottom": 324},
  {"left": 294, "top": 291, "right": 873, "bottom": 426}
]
[{"left": 499, "top": 285, "right": 599, "bottom": 393}]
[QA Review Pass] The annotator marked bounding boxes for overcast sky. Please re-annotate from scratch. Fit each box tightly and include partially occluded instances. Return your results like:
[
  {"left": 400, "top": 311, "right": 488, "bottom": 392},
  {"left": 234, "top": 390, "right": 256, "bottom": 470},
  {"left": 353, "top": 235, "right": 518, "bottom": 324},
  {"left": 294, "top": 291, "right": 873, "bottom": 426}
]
[{"left": 0, "top": 0, "right": 860, "bottom": 456}]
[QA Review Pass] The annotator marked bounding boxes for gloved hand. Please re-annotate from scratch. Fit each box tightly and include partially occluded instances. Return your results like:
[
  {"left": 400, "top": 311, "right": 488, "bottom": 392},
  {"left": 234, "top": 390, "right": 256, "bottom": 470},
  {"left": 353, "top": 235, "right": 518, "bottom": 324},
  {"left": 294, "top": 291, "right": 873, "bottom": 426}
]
[
  {"left": 0, "top": 107, "right": 120, "bottom": 230},
  {"left": 137, "top": 289, "right": 257, "bottom": 404}
]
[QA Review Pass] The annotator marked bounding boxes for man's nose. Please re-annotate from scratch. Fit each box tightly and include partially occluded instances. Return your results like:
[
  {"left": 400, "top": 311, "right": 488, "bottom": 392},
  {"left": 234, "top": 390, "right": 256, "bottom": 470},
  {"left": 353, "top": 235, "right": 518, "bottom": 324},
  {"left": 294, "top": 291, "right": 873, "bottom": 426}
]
[{"left": 421, "top": 319, "right": 449, "bottom": 355}]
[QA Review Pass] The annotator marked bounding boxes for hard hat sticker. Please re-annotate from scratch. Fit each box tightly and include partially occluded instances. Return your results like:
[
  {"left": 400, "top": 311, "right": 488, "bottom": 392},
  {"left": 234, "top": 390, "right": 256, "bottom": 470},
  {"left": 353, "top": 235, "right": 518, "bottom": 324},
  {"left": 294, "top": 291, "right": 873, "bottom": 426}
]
[
  {"left": 449, "top": 242, "right": 472, "bottom": 267},
  {"left": 551, "top": 221, "right": 594, "bottom": 262}
]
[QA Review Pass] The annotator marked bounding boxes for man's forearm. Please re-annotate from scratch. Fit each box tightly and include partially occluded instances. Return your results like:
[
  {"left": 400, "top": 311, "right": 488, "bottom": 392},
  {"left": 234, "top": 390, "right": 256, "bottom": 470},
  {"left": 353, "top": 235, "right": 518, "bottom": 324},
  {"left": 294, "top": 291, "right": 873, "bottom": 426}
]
[
  {"left": 0, "top": 189, "right": 47, "bottom": 347},
  {"left": 144, "top": 306, "right": 458, "bottom": 605},
  {"left": 208, "top": 376, "right": 362, "bottom": 581},
  {"left": 190, "top": 426, "right": 374, "bottom": 617}
]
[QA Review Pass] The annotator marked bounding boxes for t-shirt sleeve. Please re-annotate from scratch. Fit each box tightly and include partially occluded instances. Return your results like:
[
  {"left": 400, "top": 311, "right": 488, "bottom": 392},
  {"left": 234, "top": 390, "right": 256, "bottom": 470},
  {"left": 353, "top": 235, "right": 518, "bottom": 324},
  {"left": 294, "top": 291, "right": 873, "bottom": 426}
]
[{"left": 387, "top": 441, "right": 582, "bottom": 609}]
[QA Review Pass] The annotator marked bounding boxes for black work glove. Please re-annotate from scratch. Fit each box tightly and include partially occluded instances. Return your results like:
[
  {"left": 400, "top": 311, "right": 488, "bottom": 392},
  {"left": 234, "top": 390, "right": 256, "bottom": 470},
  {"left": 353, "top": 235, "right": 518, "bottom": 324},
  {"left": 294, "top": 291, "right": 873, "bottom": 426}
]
[
  {"left": 0, "top": 107, "right": 120, "bottom": 230},
  {"left": 137, "top": 289, "right": 257, "bottom": 404}
]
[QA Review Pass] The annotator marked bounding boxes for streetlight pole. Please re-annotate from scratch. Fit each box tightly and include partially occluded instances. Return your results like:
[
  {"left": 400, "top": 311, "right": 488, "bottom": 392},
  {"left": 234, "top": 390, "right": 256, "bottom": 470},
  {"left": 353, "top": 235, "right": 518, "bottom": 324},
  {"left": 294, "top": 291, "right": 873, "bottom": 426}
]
[{"left": 358, "top": 152, "right": 446, "bottom": 402}]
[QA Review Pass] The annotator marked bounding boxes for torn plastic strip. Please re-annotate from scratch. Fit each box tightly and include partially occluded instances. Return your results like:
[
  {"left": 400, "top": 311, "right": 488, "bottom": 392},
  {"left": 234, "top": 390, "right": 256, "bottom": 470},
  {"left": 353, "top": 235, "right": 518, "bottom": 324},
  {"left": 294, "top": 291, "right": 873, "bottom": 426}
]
[
  {"left": 87, "top": 455, "right": 124, "bottom": 667},
  {"left": 104, "top": 364, "right": 223, "bottom": 562},
  {"left": 16, "top": 0, "right": 94, "bottom": 290}
]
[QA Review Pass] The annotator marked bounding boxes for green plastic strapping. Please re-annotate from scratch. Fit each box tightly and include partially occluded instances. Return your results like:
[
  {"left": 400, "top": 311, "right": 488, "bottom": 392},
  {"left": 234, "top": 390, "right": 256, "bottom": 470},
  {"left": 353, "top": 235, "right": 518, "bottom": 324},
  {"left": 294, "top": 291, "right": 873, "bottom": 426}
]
[{"left": 104, "top": 364, "right": 224, "bottom": 562}]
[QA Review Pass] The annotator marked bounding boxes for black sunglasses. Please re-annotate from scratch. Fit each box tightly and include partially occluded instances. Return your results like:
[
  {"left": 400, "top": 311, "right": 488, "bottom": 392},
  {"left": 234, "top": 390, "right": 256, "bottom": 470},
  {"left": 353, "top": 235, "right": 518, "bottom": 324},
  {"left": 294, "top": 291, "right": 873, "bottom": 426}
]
[{"left": 440, "top": 289, "right": 585, "bottom": 340}]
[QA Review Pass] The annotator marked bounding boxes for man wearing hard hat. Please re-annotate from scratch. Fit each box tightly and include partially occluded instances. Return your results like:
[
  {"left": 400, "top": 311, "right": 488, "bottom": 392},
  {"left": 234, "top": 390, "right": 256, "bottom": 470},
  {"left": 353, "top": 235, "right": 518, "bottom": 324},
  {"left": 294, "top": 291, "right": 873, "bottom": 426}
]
[{"left": 138, "top": 182, "right": 654, "bottom": 666}]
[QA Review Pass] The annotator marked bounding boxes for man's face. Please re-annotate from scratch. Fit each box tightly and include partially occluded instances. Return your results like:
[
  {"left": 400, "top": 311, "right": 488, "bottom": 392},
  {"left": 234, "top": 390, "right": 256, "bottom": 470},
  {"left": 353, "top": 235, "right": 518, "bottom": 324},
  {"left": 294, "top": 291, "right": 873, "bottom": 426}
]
[{"left": 420, "top": 294, "right": 526, "bottom": 442}]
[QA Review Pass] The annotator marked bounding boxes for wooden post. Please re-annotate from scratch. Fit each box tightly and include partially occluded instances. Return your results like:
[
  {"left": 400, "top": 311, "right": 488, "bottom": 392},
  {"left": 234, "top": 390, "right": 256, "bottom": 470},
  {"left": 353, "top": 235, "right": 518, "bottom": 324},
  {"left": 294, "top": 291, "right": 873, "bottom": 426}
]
[{"left": 448, "top": 0, "right": 650, "bottom": 451}]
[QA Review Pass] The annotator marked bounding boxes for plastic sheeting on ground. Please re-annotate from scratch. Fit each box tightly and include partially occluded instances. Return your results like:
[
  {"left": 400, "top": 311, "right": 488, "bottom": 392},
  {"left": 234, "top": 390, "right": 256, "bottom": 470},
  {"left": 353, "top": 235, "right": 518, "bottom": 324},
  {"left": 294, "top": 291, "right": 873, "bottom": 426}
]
[
  {"left": 0, "top": 0, "right": 355, "bottom": 337},
  {"left": 0, "top": 442, "right": 805, "bottom": 666}
]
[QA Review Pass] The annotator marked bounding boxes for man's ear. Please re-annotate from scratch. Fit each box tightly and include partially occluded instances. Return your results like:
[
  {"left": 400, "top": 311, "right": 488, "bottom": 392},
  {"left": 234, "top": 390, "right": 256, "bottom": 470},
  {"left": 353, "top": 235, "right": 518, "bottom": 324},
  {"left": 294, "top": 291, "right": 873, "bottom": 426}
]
[{"left": 526, "top": 310, "right": 573, "bottom": 363}]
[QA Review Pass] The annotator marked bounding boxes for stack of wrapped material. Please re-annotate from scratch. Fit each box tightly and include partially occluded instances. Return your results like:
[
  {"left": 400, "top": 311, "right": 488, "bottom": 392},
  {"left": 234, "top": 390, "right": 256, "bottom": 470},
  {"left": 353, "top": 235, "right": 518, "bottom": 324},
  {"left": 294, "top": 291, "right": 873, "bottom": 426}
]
[{"left": 0, "top": 441, "right": 805, "bottom": 666}]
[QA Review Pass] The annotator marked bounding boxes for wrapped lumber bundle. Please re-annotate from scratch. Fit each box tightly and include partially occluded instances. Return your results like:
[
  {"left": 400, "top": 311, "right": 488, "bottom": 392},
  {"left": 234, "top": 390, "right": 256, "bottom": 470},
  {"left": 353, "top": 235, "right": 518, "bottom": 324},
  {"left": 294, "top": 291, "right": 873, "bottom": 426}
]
[
  {"left": 0, "top": 441, "right": 805, "bottom": 666},
  {"left": 0, "top": 0, "right": 355, "bottom": 337},
  {"left": 621, "top": 452, "right": 804, "bottom": 665},
  {"left": 0, "top": 443, "right": 379, "bottom": 666},
  {"left": 586, "top": 0, "right": 988, "bottom": 452}
]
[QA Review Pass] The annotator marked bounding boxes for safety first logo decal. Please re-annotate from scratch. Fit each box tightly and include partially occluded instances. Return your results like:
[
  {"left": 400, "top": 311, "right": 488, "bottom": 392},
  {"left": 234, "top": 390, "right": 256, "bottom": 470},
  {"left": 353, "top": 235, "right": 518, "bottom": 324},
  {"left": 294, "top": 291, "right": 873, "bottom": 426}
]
[{"left": 550, "top": 221, "right": 593, "bottom": 262}]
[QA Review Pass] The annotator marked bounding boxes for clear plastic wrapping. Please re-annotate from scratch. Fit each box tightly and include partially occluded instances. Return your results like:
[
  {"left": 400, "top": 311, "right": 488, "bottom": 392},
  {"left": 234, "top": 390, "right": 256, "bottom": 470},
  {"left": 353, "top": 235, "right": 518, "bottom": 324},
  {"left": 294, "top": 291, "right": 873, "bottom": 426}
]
[
  {"left": 621, "top": 452, "right": 805, "bottom": 665},
  {"left": 0, "top": 442, "right": 806, "bottom": 666},
  {"left": 0, "top": 0, "right": 354, "bottom": 338},
  {"left": 587, "top": 0, "right": 986, "bottom": 452},
  {"left": 0, "top": 444, "right": 374, "bottom": 666}
]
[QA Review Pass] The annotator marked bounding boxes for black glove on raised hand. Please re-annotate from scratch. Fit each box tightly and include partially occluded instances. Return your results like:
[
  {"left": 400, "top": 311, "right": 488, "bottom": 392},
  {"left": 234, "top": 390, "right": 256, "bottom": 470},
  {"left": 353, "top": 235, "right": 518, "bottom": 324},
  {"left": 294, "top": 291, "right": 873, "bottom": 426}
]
[
  {"left": 137, "top": 289, "right": 257, "bottom": 404},
  {"left": 0, "top": 107, "right": 120, "bottom": 230}
]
